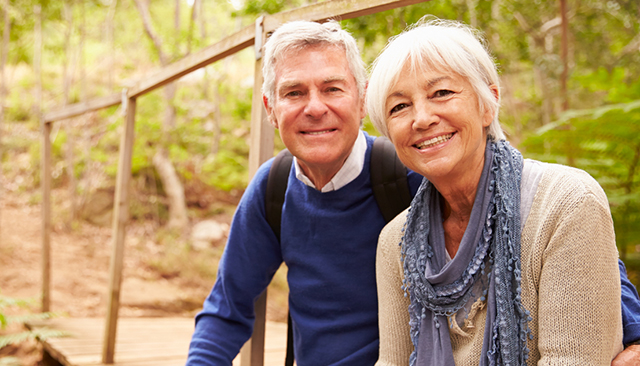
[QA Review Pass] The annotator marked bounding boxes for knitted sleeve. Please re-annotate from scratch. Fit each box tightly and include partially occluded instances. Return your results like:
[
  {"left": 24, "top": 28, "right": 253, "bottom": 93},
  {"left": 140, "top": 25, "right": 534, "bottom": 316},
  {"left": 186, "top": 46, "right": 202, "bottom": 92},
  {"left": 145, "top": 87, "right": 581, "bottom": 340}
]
[
  {"left": 376, "top": 209, "right": 413, "bottom": 366},
  {"left": 532, "top": 166, "right": 623, "bottom": 364},
  {"left": 619, "top": 260, "right": 640, "bottom": 345},
  {"left": 187, "top": 159, "right": 284, "bottom": 366}
]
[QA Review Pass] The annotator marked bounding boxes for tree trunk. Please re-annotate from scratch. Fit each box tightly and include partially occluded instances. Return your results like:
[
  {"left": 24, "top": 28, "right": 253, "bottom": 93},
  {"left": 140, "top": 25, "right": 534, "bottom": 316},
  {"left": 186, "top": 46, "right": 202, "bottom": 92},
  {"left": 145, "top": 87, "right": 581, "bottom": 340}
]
[
  {"left": 466, "top": 0, "right": 479, "bottom": 28},
  {"left": 153, "top": 149, "right": 188, "bottom": 229},
  {"left": 133, "top": 0, "right": 188, "bottom": 230},
  {"left": 0, "top": 0, "right": 10, "bottom": 243},
  {"left": 212, "top": 81, "right": 222, "bottom": 156},
  {"left": 63, "top": 1, "right": 78, "bottom": 225},
  {"left": 187, "top": 0, "right": 197, "bottom": 55},
  {"left": 34, "top": 5, "right": 42, "bottom": 120},
  {"left": 106, "top": 0, "right": 117, "bottom": 90}
]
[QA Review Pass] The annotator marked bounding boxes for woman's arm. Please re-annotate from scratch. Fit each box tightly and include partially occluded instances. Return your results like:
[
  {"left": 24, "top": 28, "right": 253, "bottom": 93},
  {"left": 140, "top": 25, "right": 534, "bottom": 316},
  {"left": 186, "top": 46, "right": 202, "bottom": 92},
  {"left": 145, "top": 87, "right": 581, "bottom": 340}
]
[
  {"left": 536, "top": 181, "right": 623, "bottom": 364},
  {"left": 375, "top": 214, "right": 413, "bottom": 366}
]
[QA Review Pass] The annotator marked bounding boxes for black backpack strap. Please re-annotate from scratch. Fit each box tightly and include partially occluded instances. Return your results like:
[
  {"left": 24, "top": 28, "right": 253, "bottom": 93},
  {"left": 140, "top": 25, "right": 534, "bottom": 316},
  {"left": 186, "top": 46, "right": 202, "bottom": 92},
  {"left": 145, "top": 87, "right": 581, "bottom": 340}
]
[
  {"left": 265, "top": 148, "right": 296, "bottom": 366},
  {"left": 266, "top": 149, "right": 293, "bottom": 241},
  {"left": 270, "top": 138, "right": 410, "bottom": 366},
  {"left": 285, "top": 312, "right": 294, "bottom": 366},
  {"left": 370, "top": 136, "right": 412, "bottom": 223}
]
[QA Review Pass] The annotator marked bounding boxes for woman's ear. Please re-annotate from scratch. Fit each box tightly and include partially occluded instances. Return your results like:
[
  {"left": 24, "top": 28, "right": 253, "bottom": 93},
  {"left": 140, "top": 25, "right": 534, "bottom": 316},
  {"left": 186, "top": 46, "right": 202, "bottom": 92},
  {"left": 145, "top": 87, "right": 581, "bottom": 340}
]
[{"left": 483, "top": 85, "right": 500, "bottom": 127}]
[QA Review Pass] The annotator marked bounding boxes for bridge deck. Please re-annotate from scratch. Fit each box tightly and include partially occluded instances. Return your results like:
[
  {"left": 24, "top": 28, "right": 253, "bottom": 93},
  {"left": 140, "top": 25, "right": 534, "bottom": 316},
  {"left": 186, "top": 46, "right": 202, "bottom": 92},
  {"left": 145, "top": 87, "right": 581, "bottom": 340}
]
[{"left": 28, "top": 317, "right": 287, "bottom": 366}]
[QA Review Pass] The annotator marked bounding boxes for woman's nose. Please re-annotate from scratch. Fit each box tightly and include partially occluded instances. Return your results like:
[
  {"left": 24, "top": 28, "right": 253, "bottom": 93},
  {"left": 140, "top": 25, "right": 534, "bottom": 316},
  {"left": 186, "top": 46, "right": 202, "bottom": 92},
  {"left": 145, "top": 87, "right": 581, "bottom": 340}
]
[
  {"left": 304, "top": 91, "right": 329, "bottom": 119},
  {"left": 412, "top": 101, "right": 439, "bottom": 131}
]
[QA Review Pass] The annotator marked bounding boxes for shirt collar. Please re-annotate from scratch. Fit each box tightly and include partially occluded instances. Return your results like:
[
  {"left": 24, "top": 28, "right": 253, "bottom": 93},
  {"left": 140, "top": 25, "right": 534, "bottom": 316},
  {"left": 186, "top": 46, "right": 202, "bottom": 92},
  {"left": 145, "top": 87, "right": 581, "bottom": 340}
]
[{"left": 294, "top": 130, "right": 367, "bottom": 192}]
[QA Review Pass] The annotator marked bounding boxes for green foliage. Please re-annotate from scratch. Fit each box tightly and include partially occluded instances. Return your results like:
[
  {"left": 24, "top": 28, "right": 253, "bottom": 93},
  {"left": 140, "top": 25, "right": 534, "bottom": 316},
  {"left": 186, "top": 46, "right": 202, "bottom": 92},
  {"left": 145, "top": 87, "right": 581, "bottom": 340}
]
[
  {"left": 521, "top": 100, "right": 640, "bottom": 257},
  {"left": 0, "top": 357, "right": 20, "bottom": 366},
  {"left": 201, "top": 149, "right": 248, "bottom": 192},
  {"left": 0, "top": 292, "right": 67, "bottom": 350},
  {"left": 146, "top": 227, "right": 223, "bottom": 282},
  {"left": 240, "top": 0, "right": 306, "bottom": 16}
]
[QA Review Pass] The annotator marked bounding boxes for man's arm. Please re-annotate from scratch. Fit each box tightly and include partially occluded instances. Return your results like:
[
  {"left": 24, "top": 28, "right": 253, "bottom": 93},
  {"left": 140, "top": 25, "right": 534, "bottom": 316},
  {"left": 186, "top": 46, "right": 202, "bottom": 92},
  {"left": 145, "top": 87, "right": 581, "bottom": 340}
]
[
  {"left": 612, "top": 260, "right": 640, "bottom": 366},
  {"left": 186, "top": 161, "right": 283, "bottom": 365}
]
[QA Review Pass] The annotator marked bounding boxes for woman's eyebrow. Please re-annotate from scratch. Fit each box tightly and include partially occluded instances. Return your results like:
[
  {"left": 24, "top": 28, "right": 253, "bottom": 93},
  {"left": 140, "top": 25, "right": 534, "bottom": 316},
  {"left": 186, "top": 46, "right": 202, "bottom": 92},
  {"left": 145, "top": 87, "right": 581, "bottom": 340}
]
[{"left": 427, "top": 76, "right": 450, "bottom": 86}]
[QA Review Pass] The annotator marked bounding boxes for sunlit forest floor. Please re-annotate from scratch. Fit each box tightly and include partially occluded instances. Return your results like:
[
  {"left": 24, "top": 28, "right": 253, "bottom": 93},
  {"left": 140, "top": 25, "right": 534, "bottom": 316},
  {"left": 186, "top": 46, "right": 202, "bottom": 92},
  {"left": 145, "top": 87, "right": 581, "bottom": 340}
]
[{"left": 0, "top": 187, "right": 289, "bottom": 365}]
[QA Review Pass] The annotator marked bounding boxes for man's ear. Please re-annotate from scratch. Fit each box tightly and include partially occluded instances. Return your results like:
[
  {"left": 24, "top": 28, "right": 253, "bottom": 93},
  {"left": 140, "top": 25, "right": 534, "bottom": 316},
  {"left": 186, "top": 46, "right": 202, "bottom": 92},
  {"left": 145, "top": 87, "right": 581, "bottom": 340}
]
[
  {"left": 263, "top": 95, "right": 278, "bottom": 128},
  {"left": 359, "top": 82, "right": 368, "bottom": 120}
]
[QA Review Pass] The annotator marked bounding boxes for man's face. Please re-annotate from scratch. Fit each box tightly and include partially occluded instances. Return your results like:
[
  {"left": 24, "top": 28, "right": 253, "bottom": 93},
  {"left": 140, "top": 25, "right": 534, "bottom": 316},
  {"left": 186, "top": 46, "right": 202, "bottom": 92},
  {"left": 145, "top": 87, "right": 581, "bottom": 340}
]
[{"left": 264, "top": 45, "right": 365, "bottom": 179}]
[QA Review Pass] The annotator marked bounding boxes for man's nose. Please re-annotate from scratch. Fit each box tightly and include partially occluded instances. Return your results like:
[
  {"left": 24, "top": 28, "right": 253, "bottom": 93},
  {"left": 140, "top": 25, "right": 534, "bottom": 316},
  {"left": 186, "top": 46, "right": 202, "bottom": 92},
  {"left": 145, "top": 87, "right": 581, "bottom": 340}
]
[{"left": 304, "top": 91, "right": 329, "bottom": 119}]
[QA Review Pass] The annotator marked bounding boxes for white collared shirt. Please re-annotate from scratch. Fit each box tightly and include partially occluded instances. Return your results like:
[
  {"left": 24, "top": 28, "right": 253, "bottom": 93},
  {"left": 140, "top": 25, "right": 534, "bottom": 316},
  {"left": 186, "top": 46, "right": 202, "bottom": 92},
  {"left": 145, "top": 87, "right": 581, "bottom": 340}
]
[{"left": 294, "top": 130, "right": 367, "bottom": 192}]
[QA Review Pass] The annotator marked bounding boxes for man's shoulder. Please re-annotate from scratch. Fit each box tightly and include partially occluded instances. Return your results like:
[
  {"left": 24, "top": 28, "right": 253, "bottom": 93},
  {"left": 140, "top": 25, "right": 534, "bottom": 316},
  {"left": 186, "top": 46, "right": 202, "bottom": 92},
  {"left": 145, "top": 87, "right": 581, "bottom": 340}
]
[{"left": 239, "top": 157, "right": 278, "bottom": 205}]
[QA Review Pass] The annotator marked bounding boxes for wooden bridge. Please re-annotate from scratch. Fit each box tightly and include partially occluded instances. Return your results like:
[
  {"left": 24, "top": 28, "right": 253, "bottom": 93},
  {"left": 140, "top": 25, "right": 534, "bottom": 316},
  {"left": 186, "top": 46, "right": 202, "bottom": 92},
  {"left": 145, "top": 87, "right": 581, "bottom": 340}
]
[
  {"left": 36, "top": 0, "right": 430, "bottom": 365},
  {"left": 28, "top": 318, "right": 288, "bottom": 366}
]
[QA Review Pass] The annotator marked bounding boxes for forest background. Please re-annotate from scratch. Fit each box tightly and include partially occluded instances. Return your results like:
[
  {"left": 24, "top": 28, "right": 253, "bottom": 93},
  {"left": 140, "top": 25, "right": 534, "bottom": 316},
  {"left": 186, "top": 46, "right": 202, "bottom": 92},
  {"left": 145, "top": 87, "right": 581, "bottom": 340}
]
[{"left": 0, "top": 0, "right": 639, "bottom": 339}]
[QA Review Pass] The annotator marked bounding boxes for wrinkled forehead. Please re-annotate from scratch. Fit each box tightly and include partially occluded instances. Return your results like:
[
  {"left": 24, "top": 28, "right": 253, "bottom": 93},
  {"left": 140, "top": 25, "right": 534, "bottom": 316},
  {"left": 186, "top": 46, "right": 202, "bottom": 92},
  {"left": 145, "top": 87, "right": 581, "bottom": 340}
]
[
  {"left": 274, "top": 44, "right": 355, "bottom": 82},
  {"left": 275, "top": 43, "right": 347, "bottom": 67},
  {"left": 389, "top": 55, "right": 460, "bottom": 90}
]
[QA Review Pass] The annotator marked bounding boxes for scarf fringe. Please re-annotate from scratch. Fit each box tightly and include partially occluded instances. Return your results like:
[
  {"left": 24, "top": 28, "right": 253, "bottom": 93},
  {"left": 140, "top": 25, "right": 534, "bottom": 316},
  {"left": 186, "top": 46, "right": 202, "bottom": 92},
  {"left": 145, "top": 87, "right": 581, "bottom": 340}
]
[{"left": 401, "top": 140, "right": 531, "bottom": 366}]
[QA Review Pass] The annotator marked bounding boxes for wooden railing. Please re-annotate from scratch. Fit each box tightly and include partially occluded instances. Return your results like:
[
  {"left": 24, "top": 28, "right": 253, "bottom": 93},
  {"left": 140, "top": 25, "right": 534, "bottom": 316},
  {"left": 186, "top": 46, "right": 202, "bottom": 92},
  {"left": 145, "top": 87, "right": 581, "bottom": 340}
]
[{"left": 39, "top": 0, "right": 429, "bottom": 364}]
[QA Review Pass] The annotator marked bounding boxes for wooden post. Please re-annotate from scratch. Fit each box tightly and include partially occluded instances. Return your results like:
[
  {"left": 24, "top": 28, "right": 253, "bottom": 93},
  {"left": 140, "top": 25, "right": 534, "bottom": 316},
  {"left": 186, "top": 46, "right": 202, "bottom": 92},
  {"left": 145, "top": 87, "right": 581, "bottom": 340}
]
[
  {"left": 247, "top": 17, "right": 273, "bottom": 177},
  {"left": 35, "top": 3, "right": 50, "bottom": 313},
  {"left": 102, "top": 93, "right": 136, "bottom": 364},
  {"left": 41, "top": 120, "right": 51, "bottom": 313},
  {"left": 240, "top": 16, "right": 272, "bottom": 366},
  {"left": 560, "top": 0, "right": 569, "bottom": 112}
]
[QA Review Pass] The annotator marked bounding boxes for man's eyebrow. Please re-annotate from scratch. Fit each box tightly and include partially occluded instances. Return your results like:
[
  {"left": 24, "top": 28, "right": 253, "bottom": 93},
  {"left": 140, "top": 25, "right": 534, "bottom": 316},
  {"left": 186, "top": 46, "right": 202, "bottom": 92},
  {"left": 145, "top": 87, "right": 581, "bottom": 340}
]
[
  {"left": 323, "top": 76, "right": 347, "bottom": 84},
  {"left": 278, "top": 81, "right": 302, "bottom": 91}
]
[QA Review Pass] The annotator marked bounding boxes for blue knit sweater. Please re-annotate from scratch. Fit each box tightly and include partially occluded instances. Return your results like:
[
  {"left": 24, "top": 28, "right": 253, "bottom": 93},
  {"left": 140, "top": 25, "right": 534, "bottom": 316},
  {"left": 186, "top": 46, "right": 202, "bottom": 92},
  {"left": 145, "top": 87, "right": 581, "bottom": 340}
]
[
  {"left": 186, "top": 133, "right": 422, "bottom": 366},
  {"left": 186, "top": 133, "right": 640, "bottom": 364}
]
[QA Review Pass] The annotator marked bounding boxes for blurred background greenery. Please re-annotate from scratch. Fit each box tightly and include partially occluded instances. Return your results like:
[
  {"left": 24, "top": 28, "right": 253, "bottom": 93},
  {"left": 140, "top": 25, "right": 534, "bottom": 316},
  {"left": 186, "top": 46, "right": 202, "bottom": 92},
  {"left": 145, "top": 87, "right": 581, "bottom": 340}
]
[{"left": 1, "top": 0, "right": 639, "bottom": 288}]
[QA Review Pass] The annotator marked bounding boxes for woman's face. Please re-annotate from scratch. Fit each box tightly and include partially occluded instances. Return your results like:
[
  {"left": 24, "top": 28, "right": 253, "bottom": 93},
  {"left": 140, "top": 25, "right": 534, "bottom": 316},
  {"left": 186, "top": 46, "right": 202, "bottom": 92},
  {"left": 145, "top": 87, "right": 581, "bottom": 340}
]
[{"left": 385, "top": 64, "right": 497, "bottom": 186}]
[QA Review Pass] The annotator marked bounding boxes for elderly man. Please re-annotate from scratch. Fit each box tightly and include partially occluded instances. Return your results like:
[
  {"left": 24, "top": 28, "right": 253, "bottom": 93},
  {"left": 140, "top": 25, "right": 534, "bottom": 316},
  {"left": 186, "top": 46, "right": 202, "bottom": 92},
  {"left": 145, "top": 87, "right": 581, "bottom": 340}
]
[{"left": 186, "top": 20, "right": 640, "bottom": 366}]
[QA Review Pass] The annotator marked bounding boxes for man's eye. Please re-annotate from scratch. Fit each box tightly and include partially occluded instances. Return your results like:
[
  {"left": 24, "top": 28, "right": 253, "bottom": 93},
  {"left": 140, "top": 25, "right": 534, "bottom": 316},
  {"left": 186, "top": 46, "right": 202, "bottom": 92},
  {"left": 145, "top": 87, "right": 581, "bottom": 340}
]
[
  {"left": 326, "top": 87, "right": 342, "bottom": 93},
  {"left": 389, "top": 103, "right": 408, "bottom": 115},
  {"left": 433, "top": 89, "right": 454, "bottom": 98},
  {"left": 285, "top": 91, "right": 302, "bottom": 97}
]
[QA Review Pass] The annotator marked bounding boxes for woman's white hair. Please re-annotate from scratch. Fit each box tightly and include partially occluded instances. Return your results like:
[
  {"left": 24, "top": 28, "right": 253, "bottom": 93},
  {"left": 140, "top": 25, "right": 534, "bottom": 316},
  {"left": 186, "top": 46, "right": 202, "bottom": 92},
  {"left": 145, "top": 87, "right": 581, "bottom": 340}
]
[
  {"left": 262, "top": 20, "right": 367, "bottom": 105},
  {"left": 367, "top": 17, "right": 506, "bottom": 141}
]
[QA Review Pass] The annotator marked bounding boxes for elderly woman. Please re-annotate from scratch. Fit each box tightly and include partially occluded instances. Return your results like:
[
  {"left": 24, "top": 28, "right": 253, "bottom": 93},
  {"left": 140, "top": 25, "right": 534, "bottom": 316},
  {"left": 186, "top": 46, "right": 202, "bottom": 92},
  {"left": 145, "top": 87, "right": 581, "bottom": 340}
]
[{"left": 367, "top": 18, "right": 623, "bottom": 366}]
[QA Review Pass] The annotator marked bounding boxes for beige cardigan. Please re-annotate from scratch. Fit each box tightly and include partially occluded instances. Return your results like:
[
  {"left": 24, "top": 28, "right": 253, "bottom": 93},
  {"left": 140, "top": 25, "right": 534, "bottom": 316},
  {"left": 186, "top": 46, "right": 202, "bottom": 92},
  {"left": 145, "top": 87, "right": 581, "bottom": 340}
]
[{"left": 376, "top": 162, "right": 623, "bottom": 366}]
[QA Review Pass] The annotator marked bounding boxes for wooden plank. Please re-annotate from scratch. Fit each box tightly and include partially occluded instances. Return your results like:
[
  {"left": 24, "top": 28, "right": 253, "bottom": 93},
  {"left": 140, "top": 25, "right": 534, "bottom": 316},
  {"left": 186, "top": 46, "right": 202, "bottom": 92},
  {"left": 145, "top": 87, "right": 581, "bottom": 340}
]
[
  {"left": 242, "top": 17, "right": 271, "bottom": 366},
  {"left": 126, "top": 25, "right": 255, "bottom": 98},
  {"left": 102, "top": 98, "right": 137, "bottom": 364},
  {"left": 41, "top": 121, "right": 51, "bottom": 312},
  {"left": 28, "top": 318, "right": 286, "bottom": 366},
  {"left": 127, "top": 0, "right": 430, "bottom": 99},
  {"left": 43, "top": 93, "right": 121, "bottom": 123},
  {"left": 264, "top": 0, "right": 429, "bottom": 30},
  {"left": 43, "top": 0, "right": 430, "bottom": 124}
]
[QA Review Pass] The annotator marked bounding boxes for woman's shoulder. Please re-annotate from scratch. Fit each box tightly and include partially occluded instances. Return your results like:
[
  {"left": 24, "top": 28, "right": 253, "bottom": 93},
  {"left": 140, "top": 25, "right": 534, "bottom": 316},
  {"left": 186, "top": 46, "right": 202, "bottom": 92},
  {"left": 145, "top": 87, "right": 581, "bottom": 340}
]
[
  {"left": 525, "top": 159, "right": 610, "bottom": 211},
  {"left": 527, "top": 160, "right": 607, "bottom": 198},
  {"left": 378, "top": 208, "right": 410, "bottom": 253}
]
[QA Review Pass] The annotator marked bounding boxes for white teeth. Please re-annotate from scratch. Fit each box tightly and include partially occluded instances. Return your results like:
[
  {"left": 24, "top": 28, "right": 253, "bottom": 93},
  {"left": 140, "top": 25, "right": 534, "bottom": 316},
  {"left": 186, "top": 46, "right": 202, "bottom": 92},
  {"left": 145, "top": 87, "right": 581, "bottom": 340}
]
[
  {"left": 305, "top": 129, "right": 334, "bottom": 135},
  {"left": 416, "top": 133, "right": 453, "bottom": 149}
]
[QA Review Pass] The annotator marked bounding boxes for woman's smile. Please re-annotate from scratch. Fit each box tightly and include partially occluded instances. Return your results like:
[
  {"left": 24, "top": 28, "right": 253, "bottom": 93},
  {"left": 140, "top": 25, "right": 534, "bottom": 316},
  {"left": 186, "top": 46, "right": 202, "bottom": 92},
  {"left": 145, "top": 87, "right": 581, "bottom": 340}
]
[{"left": 414, "top": 133, "right": 454, "bottom": 150}]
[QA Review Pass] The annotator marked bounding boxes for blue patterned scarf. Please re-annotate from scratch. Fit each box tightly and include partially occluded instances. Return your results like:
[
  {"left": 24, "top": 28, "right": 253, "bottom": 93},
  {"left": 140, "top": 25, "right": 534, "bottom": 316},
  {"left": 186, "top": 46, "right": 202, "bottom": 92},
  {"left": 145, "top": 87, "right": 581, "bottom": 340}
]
[{"left": 401, "top": 140, "right": 531, "bottom": 366}]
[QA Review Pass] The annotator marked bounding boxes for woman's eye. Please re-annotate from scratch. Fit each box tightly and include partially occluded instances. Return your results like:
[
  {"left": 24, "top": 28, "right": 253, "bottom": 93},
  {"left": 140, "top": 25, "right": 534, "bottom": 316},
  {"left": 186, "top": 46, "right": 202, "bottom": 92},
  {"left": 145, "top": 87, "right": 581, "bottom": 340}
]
[
  {"left": 433, "top": 89, "right": 454, "bottom": 98},
  {"left": 389, "top": 103, "right": 408, "bottom": 115}
]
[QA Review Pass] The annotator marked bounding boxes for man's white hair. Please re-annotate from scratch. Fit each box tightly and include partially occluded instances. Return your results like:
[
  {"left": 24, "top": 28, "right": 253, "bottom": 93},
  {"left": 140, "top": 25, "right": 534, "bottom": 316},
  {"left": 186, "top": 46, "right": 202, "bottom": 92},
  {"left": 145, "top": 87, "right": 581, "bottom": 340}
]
[{"left": 262, "top": 20, "right": 367, "bottom": 105}]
